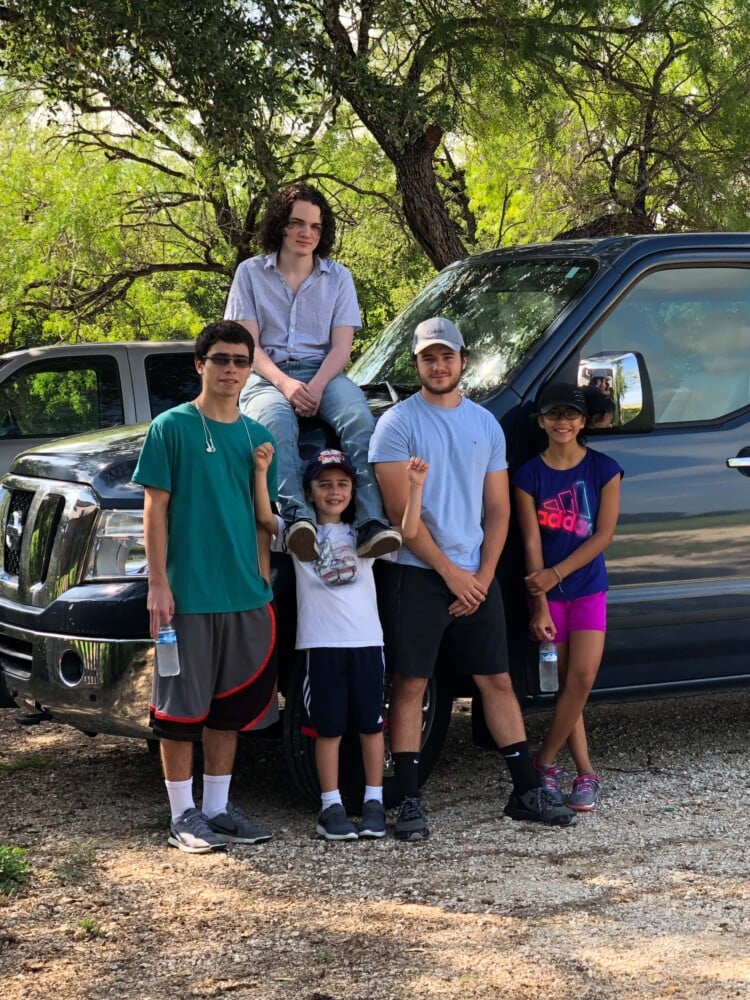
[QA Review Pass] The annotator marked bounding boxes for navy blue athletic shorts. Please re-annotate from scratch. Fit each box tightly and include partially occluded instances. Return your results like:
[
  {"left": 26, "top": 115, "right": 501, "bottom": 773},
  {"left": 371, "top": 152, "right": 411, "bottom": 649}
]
[
  {"left": 378, "top": 562, "right": 510, "bottom": 679},
  {"left": 303, "top": 646, "right": 385, "bottom": 738}
]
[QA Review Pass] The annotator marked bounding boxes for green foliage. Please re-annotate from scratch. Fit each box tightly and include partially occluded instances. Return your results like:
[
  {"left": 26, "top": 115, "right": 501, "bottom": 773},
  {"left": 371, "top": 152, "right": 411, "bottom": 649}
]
[
  {"left": 511, "top": 0, "right": 750, "bottom": 235},
  {"left": 0, "top": 753, "right": 51, "bottom": 775},
  {"left": 0, "top": 846, "right": 30, "bottom": 896},
  {"left": 52, "top": 840, "right": 96, "bottom": 884},
  {"left": 75, "top": 916, "right": 104, "bottom": 937},
  {"left": 2, "top": 0, "right": 750, "bottom": 336},
  {"left": 0, "top": 86, "right": 227, "bottom": 351}
]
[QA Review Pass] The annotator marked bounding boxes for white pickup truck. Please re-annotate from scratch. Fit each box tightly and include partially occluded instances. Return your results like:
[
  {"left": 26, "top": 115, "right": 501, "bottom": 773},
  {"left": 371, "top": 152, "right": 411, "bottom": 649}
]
[{"left": 0, "top": 341, "right": 197, "bottom": 477}]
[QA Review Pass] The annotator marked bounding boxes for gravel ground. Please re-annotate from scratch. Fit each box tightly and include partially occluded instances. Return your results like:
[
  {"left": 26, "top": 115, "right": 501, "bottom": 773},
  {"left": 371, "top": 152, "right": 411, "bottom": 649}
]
[{"left": 1, "top": 691, "right": 749, "bottom": 1000}]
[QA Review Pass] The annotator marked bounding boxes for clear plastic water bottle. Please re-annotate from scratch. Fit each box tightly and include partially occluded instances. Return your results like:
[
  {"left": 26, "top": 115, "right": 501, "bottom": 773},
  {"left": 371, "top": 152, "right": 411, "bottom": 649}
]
[
  {"left": 156, "top": 623, "right": 180, "bottom": 677},
  {"left": 538, "top": 641, "right": 558, "bottom": 692}
]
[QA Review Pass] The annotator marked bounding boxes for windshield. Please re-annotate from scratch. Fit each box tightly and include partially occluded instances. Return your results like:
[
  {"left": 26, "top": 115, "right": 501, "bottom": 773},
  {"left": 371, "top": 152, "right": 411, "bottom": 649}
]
[{"left": 350, "top": 257, "right": 597, "bottom": 400}]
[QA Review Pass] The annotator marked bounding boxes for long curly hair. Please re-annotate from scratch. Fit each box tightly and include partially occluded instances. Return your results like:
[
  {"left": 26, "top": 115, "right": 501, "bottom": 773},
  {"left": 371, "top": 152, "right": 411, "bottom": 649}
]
[{"left": 258, "top": 183, "right": 336, "bottom": 259}]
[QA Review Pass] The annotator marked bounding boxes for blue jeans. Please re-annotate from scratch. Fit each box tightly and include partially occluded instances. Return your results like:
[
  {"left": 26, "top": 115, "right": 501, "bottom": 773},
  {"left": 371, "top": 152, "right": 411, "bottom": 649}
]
[{"left": 239, "top": 360, "right": 387, "bottom": 529}]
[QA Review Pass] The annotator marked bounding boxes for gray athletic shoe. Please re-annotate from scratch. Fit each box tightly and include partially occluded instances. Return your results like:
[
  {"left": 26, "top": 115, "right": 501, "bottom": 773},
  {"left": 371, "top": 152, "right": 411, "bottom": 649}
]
[
  {"left": 206, "top": 802, "right": 272, "bottom": 844},
  {"left": 394, "top": 796, "right": 429, "bottom": 841},
  {"left": 504, "top": 786, "right": 577, "bottom": 827},
  {"left": 316, "top": 803, "right": 358, "bottom": 841},
  {"left": 356, "top": 521, "right": 402, "bottom": 558},
  {"left": 533, "top": 751, "right": 566, "bottom": 806},
  {"left": 358, "top": 799, "right": 387, "bottom": 839},
  {"left": 168, "top": 807, "right": 227, "bottom": 853}
]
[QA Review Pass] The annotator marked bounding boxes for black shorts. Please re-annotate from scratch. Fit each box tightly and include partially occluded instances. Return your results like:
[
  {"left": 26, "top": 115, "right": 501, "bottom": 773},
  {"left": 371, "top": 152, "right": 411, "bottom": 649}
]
[
  {"left": 379, "top": 562, "right": 510, "bottom": 679},
  {"left": 303, "top": 646, "right": 385, "bottom": 738}
]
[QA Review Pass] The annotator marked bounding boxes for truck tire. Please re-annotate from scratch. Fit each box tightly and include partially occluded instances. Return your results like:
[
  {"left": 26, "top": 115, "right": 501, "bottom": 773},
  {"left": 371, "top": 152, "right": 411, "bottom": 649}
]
[{"left": 282, "top": 653, "right": 453, "bottom": 809}]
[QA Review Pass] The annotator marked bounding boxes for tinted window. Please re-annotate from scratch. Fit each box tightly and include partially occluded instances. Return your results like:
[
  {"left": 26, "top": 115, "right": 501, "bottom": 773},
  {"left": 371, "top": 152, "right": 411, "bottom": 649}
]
[
  {"left": 582, "top": 267, "right": 750, "bottom": 423},
  {"left": 144, "top": 353, "right": 201, "bottom": 417},
  {"left": 350, "top": 258, "right": 597, "bottom": 400},
  {"left": 0, "top": 356, "right": 123, "bottom": 439}
]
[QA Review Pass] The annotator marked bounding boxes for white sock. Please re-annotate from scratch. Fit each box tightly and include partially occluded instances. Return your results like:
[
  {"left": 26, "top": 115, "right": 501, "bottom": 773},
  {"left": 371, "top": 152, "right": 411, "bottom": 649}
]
[
  {"left": 364, "top": 785, "right": 383, "bottom": 805},
  {"left": 165, "top": 778, "right": 194, "bottom": 821},
  {"left": 201, "top": 773, "right": 232, "bottom": 819},
  {"left": 321, "top": 789, "right": 342, "bottom": 811}
]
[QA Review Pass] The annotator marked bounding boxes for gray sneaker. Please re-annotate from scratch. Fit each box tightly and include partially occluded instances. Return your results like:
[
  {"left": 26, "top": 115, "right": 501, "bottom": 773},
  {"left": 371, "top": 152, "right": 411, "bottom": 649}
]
[
  {"left": 394, "top": 796, "right": 429, "bottom": 841},
  {"left": 567, "top": 773, "right": 600, "bottom": 812},
  {"left": 504, "top": 786, "right": 577, "bottom": 827},
  {"left": 206, "top": 802, "right": 272, "bottom": 844},
  {"left": 316, "top": 803, "right": 358, "bottom": 841},
  {"left": 168, "top": 807, "right": 227, "bottom": 853},
  {"left": 358, "top": 799, "right": 387, "bottom": 839},
  {"left": 533, "top": 751, "right": 565, "bottom": 806}
]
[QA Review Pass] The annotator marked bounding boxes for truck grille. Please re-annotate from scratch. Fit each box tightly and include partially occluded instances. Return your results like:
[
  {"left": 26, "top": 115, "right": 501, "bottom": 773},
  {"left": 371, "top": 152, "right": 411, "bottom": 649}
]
[
  {"left": 0, "top": 632, "right": 32, "bottom": 677},
  {"left": 4, "top": 489, "right": 33, "bottom": 575},
  {"left": 0, "top": 475, "right": 98, "bottom": 608}
]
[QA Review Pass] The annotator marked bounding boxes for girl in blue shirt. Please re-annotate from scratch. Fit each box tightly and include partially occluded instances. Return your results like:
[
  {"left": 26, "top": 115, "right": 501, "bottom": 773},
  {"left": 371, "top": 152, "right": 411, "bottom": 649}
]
[{"left": 513, "top": 383, "right": 623, "bottom": 812}]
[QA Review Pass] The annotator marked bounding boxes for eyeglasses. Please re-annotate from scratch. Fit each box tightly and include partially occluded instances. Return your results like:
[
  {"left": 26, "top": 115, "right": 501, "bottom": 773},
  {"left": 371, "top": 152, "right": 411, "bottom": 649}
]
[
  {"left": 543, "top": 408, "right": 582, "bottom": 421},
  {"left": 202, "top": 353, "right": 252, "bottom": 369}
]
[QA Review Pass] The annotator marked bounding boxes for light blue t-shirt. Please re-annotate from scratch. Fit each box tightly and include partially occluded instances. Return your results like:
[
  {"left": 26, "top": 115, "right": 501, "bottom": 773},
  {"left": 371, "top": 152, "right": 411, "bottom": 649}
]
[
  {"left": 132, "top": 403, "right": 278, "bottom": 614},
  {"left": 223, "top": 253, "right": 362, "bottom": 364},
  {"left": 369, "top": 393, "right": 507, "bottom": 572}
]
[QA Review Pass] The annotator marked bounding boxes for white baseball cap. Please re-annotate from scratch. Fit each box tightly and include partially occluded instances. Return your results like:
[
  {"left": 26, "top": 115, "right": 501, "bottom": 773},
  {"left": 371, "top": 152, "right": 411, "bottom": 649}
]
[{"left": 412, "top": 316, "right": 465, "bottom": 354}]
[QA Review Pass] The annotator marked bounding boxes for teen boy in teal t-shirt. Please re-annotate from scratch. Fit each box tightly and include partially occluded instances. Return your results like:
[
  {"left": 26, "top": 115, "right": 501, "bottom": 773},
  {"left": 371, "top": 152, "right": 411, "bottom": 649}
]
[{"left": 133, "top": 320, "right": 278, "bottom": 855}]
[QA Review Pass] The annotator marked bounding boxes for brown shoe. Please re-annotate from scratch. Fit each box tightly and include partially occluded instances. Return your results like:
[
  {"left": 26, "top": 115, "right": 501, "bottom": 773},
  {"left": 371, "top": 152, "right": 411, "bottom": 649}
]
[{"left": 284, "top": 520, "right": 319, "bottom": 562}]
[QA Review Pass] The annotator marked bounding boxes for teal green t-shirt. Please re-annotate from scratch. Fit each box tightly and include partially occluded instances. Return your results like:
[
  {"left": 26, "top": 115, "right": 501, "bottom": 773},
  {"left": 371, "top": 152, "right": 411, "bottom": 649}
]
[{"left": 132, "top": 403, "right": 277, "bottom": 614}]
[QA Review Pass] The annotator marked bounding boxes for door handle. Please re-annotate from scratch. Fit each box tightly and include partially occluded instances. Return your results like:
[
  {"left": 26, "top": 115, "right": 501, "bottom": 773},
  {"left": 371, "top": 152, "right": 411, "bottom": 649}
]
[{"left": 727, "top": 448, "right": 750, "bottom": 476}]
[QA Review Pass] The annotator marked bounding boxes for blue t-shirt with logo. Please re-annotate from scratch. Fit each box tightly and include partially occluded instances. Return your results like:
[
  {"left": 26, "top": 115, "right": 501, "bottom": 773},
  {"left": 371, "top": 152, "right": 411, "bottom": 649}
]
[{"left": 513, "top": 449, "right": 623, "bottom": 600}]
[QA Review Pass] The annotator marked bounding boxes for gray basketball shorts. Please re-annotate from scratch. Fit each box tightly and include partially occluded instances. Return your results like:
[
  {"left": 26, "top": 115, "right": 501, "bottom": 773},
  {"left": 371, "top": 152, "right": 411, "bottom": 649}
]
[{"left": 149, "top": 605, "right": 277, "bottom": 741}]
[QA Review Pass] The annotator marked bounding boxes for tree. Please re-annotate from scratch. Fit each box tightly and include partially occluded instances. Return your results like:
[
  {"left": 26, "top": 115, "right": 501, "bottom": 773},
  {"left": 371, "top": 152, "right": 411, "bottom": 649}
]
[
  {"left": 0, "top": 1, "right": 603, "bottom": 273},
  {"left": 524, "top": 0, "right": 750, "bottom": 236},
  {"left": 0, "top": 85, "right": 227, "bottom": 349},
  {"left": 3, "top": 0, "right": 750, "bottom": 347}
]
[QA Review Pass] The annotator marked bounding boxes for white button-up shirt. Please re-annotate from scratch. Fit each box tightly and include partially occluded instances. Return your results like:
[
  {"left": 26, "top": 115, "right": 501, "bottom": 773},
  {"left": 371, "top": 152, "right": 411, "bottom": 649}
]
[{"left": 224, "top": 253, "right": 362, "bottom": 365}]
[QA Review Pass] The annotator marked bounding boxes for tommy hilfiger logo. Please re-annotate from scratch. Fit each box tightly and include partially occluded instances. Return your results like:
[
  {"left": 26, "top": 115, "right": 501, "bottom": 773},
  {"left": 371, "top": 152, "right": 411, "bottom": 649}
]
[{"left": 537, "top": 482, "right": 593, "bottom": 538}]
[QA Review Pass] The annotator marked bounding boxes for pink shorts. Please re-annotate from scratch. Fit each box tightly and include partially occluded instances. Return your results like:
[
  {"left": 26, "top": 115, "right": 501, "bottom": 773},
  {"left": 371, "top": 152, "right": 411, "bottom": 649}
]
[{"left": 546, "top": 591, "right": 607, "bottom": 644}]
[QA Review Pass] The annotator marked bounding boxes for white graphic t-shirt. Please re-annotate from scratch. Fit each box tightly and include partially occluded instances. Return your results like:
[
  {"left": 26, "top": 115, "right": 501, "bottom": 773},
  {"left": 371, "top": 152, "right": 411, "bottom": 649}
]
[{"left": 272, "top": 517, "right": 387, "bottom": 649}]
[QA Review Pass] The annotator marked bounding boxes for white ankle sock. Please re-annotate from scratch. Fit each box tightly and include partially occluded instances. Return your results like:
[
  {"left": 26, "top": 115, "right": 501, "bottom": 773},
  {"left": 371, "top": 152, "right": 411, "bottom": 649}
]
[
  {"left": 201, "top": 774, "right": 232, "bottom": 819},
  {"left": 165, "top": 778, "right": 194, "bottom": 821},
  {"left": 364, "top": 785, "right": 383, "bottom": 805},
  {"left": 321, "top": 789, "right": 342, "bottom": 810}
]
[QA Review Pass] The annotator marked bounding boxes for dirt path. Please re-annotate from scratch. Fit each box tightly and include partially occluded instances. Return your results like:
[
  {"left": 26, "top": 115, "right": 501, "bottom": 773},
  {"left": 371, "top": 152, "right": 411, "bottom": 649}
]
[{"left": 1, "top": 692, "right": 749, "bottom": 999}]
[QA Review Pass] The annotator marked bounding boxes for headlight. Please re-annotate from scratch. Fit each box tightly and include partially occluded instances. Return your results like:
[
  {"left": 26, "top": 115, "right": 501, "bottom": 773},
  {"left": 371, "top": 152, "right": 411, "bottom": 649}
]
[{"left": 83, "top": 510, "right": 148, "bottom": 580}]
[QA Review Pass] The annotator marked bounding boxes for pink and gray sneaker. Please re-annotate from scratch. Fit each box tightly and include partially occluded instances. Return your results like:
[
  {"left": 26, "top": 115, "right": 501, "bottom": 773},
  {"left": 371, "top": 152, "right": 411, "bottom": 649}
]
[{"left": 567, "top": 772, "right": 600, "bottom": 812}]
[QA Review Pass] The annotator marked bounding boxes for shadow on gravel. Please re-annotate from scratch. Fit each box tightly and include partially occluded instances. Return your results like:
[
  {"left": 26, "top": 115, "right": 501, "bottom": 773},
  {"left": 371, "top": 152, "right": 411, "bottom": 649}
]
[{"left": 1, "top": 692, "right": 748, "bottom": 1000}]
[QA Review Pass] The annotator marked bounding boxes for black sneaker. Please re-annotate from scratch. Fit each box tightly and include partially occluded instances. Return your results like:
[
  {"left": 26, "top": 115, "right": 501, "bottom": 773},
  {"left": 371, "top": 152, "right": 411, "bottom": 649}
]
[
  {"left": 356, "top": 521, "right": 402, "bottom": 558},
  {"left": 285, "top": 519, "right": 319, "bottom": 562},
  {"left": 358, "top": 800, "right": 387, "bottom": 839},
  {"left": 316, "top": 803, "right": 358, "bottom": 841},
  {"left": 394, "top": 796, "right": 429, "bottom": 841},
  {"left": 504, "top": 786, "right": 577, "bottom": 827}
]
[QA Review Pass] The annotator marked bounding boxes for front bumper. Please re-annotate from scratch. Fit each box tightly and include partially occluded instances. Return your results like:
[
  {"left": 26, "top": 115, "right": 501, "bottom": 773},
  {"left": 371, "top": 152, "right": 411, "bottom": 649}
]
[{"left": 0, "top": 616, "right": 153, "bottom": 739}]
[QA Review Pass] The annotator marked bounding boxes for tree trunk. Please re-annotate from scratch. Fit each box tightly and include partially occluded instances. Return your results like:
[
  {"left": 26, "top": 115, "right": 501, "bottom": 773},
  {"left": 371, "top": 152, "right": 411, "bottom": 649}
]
[{"left": 394, "top": 125, "right": 468, "bottom": 271}]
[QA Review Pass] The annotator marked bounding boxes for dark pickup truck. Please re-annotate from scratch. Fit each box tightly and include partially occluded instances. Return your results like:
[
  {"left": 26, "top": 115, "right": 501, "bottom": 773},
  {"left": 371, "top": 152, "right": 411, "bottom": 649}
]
[{"left": 2, "top": 233, "right": 750, "bottom": 801}]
